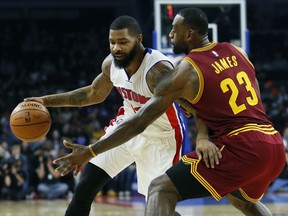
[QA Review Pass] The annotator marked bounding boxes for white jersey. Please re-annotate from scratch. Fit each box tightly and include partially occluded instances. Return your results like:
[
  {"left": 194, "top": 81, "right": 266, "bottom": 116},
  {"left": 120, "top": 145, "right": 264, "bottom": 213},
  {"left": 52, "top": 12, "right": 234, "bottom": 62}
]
[
  {"left": 90, "top": 49, "right": 186, "bottom": 197},
  {"left": 110, "top": 48, "right": 182, "bottom": 137}
]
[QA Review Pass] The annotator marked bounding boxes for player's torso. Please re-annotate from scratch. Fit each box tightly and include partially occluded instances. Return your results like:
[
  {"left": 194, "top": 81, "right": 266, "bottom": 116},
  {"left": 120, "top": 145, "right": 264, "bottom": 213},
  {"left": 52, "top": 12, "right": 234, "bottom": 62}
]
[
  {"left": 185, "top": 42, "right": 272, "bottom": 137},
  {"left": 110, "top": 48, "right": 181, "bottom": 135}
]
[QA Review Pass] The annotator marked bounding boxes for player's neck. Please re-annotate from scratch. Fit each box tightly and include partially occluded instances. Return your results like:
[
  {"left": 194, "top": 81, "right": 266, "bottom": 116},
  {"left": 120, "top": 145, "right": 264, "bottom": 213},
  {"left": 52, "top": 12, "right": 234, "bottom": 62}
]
[
  {"left": 124, "top": 46, "right": 145, "bottom": 77},
  {"left": 192, "top": 36, "right": 210, "bottom": 50}
]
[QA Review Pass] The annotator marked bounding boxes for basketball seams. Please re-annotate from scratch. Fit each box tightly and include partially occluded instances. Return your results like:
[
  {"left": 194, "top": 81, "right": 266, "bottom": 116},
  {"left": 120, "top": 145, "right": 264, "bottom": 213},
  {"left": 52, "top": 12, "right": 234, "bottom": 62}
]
[
  {"left": 11, "top": 108, "right": 51, "bottom": 118},
  {"left": 10, "top": 121, "right": 51, "bottom": 127},
  {"left": 11, "top": 110, "right": 51, "bottom": 124},
  {"left": 10, "top": 101, "right": 52, "bottom": 142}
]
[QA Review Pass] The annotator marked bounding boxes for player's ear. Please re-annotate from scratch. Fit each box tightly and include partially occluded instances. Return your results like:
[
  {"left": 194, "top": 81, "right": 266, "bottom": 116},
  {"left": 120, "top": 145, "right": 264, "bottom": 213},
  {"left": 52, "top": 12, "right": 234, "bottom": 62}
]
[
  {"left": 186, "top": 29, "right": 195, "bottom": 41},
  {"left": 137, "top": 34, "right": 143, "bottom": 43}
]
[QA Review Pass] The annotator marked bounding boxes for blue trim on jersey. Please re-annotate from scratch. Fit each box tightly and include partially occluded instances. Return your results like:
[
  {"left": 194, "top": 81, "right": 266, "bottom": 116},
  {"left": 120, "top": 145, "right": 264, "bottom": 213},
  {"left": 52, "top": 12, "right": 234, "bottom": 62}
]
[
  {"left": 146, "top": 48, "right": 152, "bottom": 54},
  {"left": 173, "top": 102, "right": 193, "bottom": 155}
]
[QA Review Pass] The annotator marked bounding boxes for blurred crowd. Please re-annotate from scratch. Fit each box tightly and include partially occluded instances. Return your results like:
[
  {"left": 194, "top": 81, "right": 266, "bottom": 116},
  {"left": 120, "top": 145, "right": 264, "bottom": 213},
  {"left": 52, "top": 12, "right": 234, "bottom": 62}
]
[
  {"left": 0, "top": 19, "right": 135, "bottom": 200},
  {"left": 0, "top": 14, "right": 288, "bottom": 201}
]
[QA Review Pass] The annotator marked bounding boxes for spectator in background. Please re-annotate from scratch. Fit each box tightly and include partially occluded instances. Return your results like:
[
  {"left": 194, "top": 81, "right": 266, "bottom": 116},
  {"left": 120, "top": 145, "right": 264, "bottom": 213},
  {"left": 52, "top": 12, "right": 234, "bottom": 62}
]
[
  {"left": 0, "top": 157, "right": 31, "bottom": 200},
  {"left": 10, "top": 143, "right": 29, "bottom": 185},
  {"left": 0, "top": 141, "right": 11, "bottom": 160},
  {"left": 2, "top": 142, "right": 30, "bottom": 200},
  {"left": 36, "top": 148, "right": 68, "bottom": 199},
  {"left": 0, "top": 142, "right": 32, "bottom": 200}
]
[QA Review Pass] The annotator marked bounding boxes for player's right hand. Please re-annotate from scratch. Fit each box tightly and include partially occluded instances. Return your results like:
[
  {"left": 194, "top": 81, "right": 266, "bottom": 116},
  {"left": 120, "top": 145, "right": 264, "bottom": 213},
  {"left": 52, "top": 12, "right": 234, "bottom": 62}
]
[
  {"left": 53, "top": 140, "right": 93, "bottom": 177},
  {"left": 24, "top": 97, "right": 45, "bottom": 105},
  {"left": 195, "top": 139, "right": 222, "bottom": 169}
]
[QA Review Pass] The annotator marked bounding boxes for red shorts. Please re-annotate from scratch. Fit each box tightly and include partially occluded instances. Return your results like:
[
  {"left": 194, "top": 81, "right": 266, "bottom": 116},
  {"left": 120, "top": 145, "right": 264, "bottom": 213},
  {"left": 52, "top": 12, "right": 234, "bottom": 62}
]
[{"left": 184, "top": 130, "right": 286, "bottom": 202}]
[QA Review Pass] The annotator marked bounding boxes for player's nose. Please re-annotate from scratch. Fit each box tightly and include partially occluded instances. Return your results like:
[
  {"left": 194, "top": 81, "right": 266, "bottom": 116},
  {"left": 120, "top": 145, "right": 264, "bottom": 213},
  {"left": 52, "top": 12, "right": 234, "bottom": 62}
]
[{"left": 112, "top": 43, "right": 121, "bottom": 52}]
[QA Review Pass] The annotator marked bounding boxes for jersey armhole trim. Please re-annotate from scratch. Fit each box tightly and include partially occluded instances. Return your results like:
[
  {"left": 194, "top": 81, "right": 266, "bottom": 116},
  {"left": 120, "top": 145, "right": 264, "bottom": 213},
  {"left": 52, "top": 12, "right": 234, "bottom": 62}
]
[
  {"left": 231, "top": 45, "right": 255, "bottom": 69},
  {"left": 183, "top": 57, "right": 204, "bottom": 104}
]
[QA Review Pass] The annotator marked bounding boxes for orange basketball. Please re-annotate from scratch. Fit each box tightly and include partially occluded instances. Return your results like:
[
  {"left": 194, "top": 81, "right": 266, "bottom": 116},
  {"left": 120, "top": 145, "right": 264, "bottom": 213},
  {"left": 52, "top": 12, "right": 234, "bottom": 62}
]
[{"left": 10, "top": 101, "right": 51, "bottom": 142}]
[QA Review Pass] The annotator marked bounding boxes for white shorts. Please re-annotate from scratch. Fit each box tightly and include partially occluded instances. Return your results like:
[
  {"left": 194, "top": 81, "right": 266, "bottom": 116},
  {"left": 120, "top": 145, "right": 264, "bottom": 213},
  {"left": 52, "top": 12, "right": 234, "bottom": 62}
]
[{"left": 89, "top": 116, "right": 180, "bottom": 197}]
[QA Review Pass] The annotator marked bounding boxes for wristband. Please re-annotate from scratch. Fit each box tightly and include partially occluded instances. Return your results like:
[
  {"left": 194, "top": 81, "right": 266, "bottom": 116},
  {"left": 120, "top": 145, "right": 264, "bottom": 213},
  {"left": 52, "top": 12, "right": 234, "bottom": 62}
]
[{"left": 88, "top": 144, "right": 97, "bottom": 157}]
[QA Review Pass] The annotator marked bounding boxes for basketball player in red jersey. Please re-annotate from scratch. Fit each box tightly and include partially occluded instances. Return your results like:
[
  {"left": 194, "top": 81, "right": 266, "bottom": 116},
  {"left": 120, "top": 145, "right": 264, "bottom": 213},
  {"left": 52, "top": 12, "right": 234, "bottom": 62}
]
[{"left": 53, "top": 8, "right": 285, "bottom": 216}]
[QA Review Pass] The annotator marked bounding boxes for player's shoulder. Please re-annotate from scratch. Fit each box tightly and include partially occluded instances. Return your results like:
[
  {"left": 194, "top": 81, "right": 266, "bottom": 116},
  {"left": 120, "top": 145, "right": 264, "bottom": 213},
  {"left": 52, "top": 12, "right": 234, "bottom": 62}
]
[
  {"left": 102, "top": 54, "right": 113, "bottom": 65},
  {"left": 101, "top": 54, "right": 113, "bottom": 72},
  {"left": 144, "top": 48, "right": 173, "bottom": 68},
  {"left": 218, "top": 42, "right": 248, "bottom": 56},
  {"left": 146, "top": 58, "right": 174, "bottom": 85},
  {"left": 145, "top": 48, "right": 169, "bottom": 60},
  {"left": 230, "top": 44, "right": 248, "bottom": 57}
]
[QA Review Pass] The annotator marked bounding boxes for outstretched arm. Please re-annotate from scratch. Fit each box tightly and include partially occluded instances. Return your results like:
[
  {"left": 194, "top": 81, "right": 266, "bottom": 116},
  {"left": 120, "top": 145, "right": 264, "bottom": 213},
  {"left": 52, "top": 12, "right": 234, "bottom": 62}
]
[{"left": 24, "top": 55, "right": 114, "bottom": 107}]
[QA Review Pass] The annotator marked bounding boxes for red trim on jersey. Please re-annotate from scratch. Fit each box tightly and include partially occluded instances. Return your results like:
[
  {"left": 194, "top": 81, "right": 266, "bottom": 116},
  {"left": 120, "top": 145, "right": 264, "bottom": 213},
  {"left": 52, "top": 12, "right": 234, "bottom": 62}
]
[
  {"left": 103, "top": 107, "right": 125, "bottom": 135},
  {"left": 165, "top": 104, "right": 183, "bottom": 164}
]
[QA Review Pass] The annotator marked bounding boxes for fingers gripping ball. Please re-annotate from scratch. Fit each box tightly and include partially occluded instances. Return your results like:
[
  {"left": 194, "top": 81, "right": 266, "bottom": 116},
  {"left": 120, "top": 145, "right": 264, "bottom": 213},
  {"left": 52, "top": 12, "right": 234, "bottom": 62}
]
[{"left": 10, "top": 101, "right": 51, "bottom": 142}]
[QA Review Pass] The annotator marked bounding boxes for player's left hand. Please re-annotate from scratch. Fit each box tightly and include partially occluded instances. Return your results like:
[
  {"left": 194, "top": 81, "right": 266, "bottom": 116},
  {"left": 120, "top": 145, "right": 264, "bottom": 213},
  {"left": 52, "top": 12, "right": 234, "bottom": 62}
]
[
  {"left": 180, "top": 106, "right": 192, "bottom": 118},
  {"left": 53, "top": 140, "right": 93, "bottom": 177},
  {"left": 176, "top": 98, "right": 196, "bottom": 118},
  {"left": 195, "top": 139, "right": 222, "bottom": 168}
]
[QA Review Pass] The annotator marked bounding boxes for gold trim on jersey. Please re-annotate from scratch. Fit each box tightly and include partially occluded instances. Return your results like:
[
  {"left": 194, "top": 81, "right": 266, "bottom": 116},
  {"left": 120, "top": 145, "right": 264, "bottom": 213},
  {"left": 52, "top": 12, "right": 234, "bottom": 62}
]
[
  {"left": 182, "top": 155, "right": 222, "bottom": 201},
  {"left": 231, "top": 44, "right": 255, "bottom": 69},
  {"left": 189, "top": 42, "right": 217, "bottom": 52},
  {"left": 227, "top": 123, "right": 278, "bottom": 136},
  {"left": 183, "top": 57, "right": 204, "bottom": 104},
  {"left": 239, "top": 188, "right": 263, "bottom": 203}
]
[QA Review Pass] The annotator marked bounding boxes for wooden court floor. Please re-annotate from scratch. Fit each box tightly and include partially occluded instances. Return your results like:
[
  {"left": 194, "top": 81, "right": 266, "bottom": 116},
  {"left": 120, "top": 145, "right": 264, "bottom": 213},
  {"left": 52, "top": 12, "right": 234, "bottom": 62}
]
[{"left": 0, "top": 193, "right": 288, "bottom": 216}]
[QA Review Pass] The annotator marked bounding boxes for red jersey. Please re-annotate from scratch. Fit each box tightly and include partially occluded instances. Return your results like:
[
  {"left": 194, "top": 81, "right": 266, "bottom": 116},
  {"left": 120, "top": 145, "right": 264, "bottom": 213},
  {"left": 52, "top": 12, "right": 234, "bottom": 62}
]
[
  {"left": 184, "top": 42, "right": 272, "bottom": 138},
  {"left": 179, "top": 43, "right": 285, "bottom": 201}
]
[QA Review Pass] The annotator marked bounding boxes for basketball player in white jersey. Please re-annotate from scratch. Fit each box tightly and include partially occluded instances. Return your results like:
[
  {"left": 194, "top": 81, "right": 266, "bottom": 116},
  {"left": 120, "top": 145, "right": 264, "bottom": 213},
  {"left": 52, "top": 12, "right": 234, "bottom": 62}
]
[{"left": 25, "top": 16, "right": 187, "bottom": 216}]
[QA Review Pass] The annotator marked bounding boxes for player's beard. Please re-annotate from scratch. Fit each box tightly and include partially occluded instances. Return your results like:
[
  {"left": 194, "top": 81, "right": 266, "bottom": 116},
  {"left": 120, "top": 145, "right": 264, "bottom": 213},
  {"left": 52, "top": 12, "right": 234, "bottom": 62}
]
[
  {"left": 113, "top": 41, "right": 139, "bottom": 69},
  {"left": 172, "top": 40, "right": 188, "bottom": 55}
]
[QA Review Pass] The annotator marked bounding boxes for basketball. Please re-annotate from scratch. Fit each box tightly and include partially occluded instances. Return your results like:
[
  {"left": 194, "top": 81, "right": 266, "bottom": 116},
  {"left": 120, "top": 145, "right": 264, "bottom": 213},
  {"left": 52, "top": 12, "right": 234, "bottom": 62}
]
[{"left": 10, "top": 101, "right": 51, "bottom": 142}]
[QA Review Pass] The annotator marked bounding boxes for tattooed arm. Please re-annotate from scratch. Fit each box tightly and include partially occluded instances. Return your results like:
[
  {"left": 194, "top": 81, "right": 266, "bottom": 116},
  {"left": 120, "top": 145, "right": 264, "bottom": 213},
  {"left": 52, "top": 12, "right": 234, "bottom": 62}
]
[
  {"left": 146, "top": 60, "right": 174, "bottom": 93},
  {"left": 24, "top": 55, "right": 114, "bottom": 107},
  {"left": 147, "top": 60, "right": 197, "bottom": 117}
]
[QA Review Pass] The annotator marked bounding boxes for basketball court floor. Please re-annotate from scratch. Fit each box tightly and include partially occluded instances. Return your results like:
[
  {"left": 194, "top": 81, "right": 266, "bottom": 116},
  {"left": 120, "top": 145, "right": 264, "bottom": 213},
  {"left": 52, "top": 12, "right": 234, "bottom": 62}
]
[{"left": 1, "top": 192, "right": 288, "bottom": 216}]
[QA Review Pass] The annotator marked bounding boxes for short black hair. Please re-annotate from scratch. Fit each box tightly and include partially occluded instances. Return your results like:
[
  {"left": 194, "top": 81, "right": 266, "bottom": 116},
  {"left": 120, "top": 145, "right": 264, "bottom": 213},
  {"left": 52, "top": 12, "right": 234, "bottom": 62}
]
[
  {"left": 177, "top": 8, "right": 208, "bottom": 36},
  {"left": 110, "top": 15, "right": 142, "bottom": 36}
]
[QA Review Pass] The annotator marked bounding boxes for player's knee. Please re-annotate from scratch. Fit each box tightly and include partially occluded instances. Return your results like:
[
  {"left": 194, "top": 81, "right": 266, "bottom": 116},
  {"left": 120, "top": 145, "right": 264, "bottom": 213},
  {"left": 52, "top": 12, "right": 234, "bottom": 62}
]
[
  {"left": 148, "top": 174, "right": 176, "bottom": 197},
  {"left": 148, "top": 178, "right": 160, "bottom": 195},
  {"left": 148, "top": 175, "right": 164, "bottom": 196}
]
